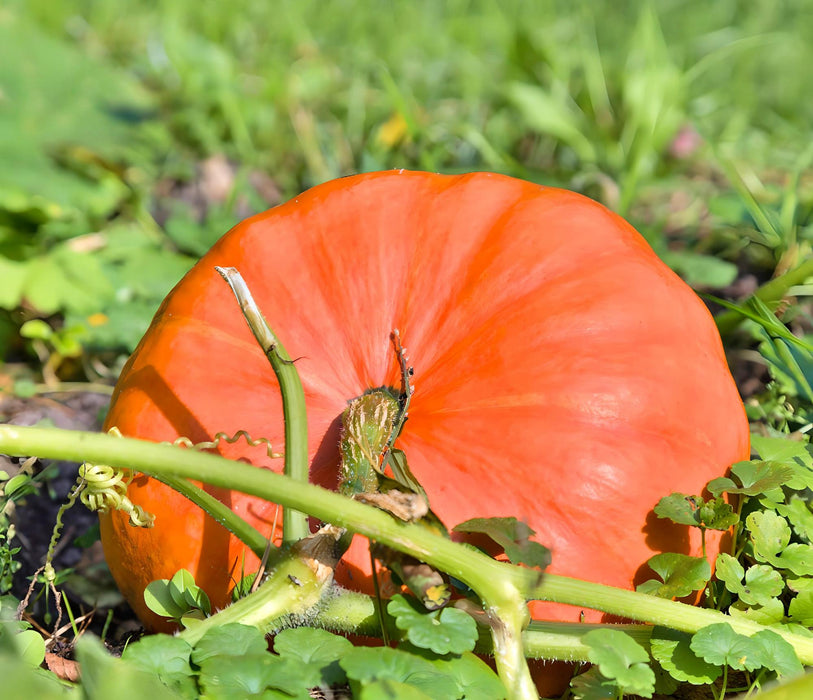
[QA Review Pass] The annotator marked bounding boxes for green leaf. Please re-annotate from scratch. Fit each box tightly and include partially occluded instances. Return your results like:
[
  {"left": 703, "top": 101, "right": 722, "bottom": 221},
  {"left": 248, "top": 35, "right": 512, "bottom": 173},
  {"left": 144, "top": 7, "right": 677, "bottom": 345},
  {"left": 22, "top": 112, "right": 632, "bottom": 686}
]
[
  {"left": 715, "top": 553, "right": 784, "bottom": 605},
  {"left": 582, "top": 628, "right": 655, "bottom": 697},
  {"left": 75, "top": 634, "right": 183, "bottom": 700},
  {"left": 169, "top": 568, "right": 211, "bottom": 616},
  {"left": 570, "top": 667, "right": 617, "bottom": 700},
  {"left": 452, "top": 517, "right": 551, "bottom": 569},
  {"left": 689, "top": 623, "right": 763, "bottom": 671},
  {"left": 653, "top": 493, "right": 703, "bottom": 526},
  {"left": 788, "top": 590, "right": 813, "bottom": 625},
  {"left": 749, "top": 630, "right": 804, "bottom": 678},
  {"left": 340, "top": 647, "right": 459, "bottom": 699},
  {"left": 425, "top": 651, "right": 506, "bottom": 700},
  {"left": 650, "top": 627, "right": 721, "bottom": 685},
  {"left": 359, "top": 680, "right": 434, "bottom": 700},
  {"left": 387, "top": 594, "right": 477, "bottom": 655},
  {"left": 749, "top": 437, "right": 813, "bottom": 491},
  {"left": 273, "top": 627, "right": 353, "bottom": 687},
  {"left": 636, "top": 553, "right": 710, "bottom": 598},
  {"left": 708, "top": 461, "right": 797, "bottom": 498},
  {"left": 190, "top": 623, "right": 269, "bottom": 665},
  {"left": 728, "top": 598, "right": 786, "bottom": 625},
  {"left": 774, "top": 497, "right": 813, "bottom": 543},
  {"left": 0, "top": 654, "right": 71, "bottom": 698},
  {"left": 197, "top": 654, "right": 310, "bottom": 700},
  {"left": 748, "top": 511, "right": 813, "bottom": 575},
  {"left": 9, "top": 629, "right": 46, "bottom": 667},
  {"left": 661, "top": 250, "right": 738, "bottom": 288},
  {"left": 121, "top": 635, "right": 196, "bottom": 699},
  {"left": 0, "top": 12, "right": 151, "bottom": 216},
  {"left": 696, "top": 498, "right": 739, "bottom": 531}
]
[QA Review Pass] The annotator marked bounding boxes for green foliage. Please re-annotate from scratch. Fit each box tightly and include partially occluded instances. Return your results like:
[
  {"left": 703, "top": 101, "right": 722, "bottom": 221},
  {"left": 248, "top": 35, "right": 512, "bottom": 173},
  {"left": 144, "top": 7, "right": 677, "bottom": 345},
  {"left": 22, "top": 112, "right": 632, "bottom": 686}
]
[
  {"left": 387, "top": 594, "right": 477, "bottom": 655},
  {"left": 636, "top": 553, "right": 711, "bottom": 599},
  {"left": 452, "top": 517, "right": 551, "bottom": 569},
  {"left": 578, "top": 628, "right": 655, "bottom": 698},
  {"left": 143, "top": 568, "right": 212, "bottom": 625},
  {"left": 654, "top": 493, "right": 738, "bottom": 531}
]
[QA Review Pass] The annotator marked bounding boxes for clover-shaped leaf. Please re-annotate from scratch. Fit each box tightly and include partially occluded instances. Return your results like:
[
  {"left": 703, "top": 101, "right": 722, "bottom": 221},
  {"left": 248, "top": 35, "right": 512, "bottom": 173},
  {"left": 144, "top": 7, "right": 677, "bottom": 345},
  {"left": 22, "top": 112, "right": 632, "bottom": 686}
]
[
  {"left": 707, "top": 461, "right": 796, "bottom": 498},
  {"left": 387, "top": 594, "right": 477, "bottom": 655},
  {"left": 728, "top": 598, "right": 786, "bottom": 625},
  {"left": 273, "top": 627, "right": 353, "bottom": 688},
  {"left": 748, "top": 511, "right": 813, "bottom": 575},
  {"left": 788, "top": 590, "right": 813, "bottom": 625},
  {"left": 122, "top": 634, "right": 195, "bottom": 698},
  {"left": 570, "top": 667, "right": 617, "bottom": 700},
  {"left": 191, "top": 623, "right": 268, "bottom": 665},
  {"left": 749, "top": 630, "right": 804, "bottom": 678},
  {"left": 144, "top": 568, "right": 211, "bottom": 622},
  {"left": 654, "top": 494, "right": 736, "bottom": 531},
  {"left": 340, "top": 647, "right": 458, "bottom": 699},
  {"left": 689, "top": 624, "right": 762, "bottom": 671},
  {"left": 715, "top": 553, "right": 784, "bottom": 606},
  {"left": 649, "top": 627, "right": 720, "bottom": 685},
  {"left": 453, "top": 517, "right": 551, "bottom": 569},
  {"left": 636, "top": 553, "right": 710, "bottom": 599},
  {"left": 774, "top": 498, "right": 813, "bottom": 543},
  {"left": 582, "top": 628, "right": 655, "bottom": 697}
]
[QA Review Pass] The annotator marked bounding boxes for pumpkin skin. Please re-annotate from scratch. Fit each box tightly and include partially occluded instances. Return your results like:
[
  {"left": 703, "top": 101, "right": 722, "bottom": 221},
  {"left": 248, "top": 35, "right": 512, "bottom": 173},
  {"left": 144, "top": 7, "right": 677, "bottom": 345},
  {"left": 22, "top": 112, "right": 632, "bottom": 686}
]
[{"left": 100, "top": 170, "right": 748, "bottom": 638}]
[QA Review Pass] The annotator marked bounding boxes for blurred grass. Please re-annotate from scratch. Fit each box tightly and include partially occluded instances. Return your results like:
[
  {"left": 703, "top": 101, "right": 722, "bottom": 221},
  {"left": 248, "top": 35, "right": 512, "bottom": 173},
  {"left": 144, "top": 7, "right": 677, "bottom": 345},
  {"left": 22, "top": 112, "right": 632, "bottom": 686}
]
[{"left": 0, "top": 0, "right": 811, "bottom": 367}]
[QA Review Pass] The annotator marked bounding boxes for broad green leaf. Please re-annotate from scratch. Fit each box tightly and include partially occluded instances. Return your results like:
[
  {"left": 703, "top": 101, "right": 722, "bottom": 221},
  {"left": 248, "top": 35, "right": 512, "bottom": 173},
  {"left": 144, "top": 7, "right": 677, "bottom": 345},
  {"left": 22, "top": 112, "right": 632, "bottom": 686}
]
[
  {"left": 169, "top": 568, "right": 211, "bottom": 616},
  {"left": 273, "top": 627, "right": 353, "bottom": 687},
  {"left": 144, "top": 579, "right": 187, "bottom": 620},
  {"left": 75, "top": 634, "right": 183, "bottom": 700},
  {"left": 570, "top": 667, "right": 617, "bottom": 700},
  {"left": 636, "top": 553, "right": 710, "bottom": 599},
  {"left": 453, "top": 517, "right": 551, "bottom": 569},
  {"left": 715, "top": 553, "right": 784, "bottom": 605},
  {"left": 122, "top": 635, "right": 196, "bottom": 699},
  {"left": 689, "top": 623, "right": 763, "bottom": 671},
  {"left": 340, "top": 647, "right": 458, "bottom": 699},
  {"left": 191, "top": 623, "right": 268, "bottom": 665},
  {"left": 649, "top": 627, "right": 720, "bottom": 685},
  {"left": 653, "top": 493, "right": 703, "bottom": 526},
  {"left": 426, "top": 651, "right": 506, "bottom": 700},
  {"left": 748, "top": 511, "right": 813, "bottom": 575},
  {"left": 387, "top": 594, "right": 477, "bottom": 655},
  {"left": 749, "top": 630, "right": 804, "bottom": 678},
  {"left": 359, "top": 680, "right": 433, "bottom": 700},
  {"left": 788, "top": 590, "right": 813, "bottom": 625},
  {"left": 0, "top": 654, "right": 71, "bottom": 698},
  {"left": 0, "top": 13, "right": 152, "bottom": 215},
  {"left": 707, "top": 461, "right": 797, "bottom": 498},
  {"left": 697, "top": 498, "right": 739, "bottom": 531},
  {"left": 728, "top": 598, "right": 786, "bottom": 625},
  {"left": 197, "top": 654, "right": 310, "bottom": 700},
  {"left": 661, "top": 250, "right": 737, "bottom": 288},
  {"left": 582, "top": 628, "right": 655, "bottom": 697},
  {"left": 9, "top": 629, "right": 46, "bottom": 667},
  {"left": 774, "top": 497, "right": 813, "bottom": 543}
]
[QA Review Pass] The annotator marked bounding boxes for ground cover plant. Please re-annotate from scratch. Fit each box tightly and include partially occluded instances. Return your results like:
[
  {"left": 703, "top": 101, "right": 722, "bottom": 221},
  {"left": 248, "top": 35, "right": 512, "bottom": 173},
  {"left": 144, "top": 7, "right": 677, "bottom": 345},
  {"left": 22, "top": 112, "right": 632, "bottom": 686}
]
[{"left": 1, "top": 0, "right": 812, "bottom": 697}]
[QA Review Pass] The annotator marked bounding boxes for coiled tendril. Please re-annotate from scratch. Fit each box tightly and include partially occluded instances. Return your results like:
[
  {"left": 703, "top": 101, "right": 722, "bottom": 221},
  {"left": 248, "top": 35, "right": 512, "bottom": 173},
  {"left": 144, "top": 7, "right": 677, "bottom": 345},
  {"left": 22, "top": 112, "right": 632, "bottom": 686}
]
[{"left": 77, "top": 427, "right": 154, "bottom": 528}]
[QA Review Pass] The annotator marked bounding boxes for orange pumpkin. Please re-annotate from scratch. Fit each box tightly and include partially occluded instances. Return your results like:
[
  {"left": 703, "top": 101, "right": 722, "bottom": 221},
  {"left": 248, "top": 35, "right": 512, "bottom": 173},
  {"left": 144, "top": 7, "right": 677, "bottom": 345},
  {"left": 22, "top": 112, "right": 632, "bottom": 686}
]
[{"left": 100, "top": 170, "right": 748, "bottom": 636}]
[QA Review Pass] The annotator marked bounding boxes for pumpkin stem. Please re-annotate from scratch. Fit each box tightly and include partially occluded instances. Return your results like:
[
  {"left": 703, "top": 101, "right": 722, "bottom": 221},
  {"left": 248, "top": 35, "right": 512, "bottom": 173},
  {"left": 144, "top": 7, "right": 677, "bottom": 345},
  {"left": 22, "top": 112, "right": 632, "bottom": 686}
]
[{"left": 216, "top": 266, "right": 310, "bottom": 545}]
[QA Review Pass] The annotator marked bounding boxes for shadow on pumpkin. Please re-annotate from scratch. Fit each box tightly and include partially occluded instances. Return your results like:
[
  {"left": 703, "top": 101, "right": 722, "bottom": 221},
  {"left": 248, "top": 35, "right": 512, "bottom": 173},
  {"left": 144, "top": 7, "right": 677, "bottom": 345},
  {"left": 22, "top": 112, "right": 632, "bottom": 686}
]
[{"left": 110, "top": 364, "right": 239, "bottom": 611}]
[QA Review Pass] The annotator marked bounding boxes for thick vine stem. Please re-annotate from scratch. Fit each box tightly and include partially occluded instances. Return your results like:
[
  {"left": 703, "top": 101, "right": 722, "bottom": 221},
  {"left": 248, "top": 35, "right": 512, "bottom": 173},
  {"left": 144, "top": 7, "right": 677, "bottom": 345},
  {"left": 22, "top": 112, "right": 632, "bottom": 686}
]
[
  {"left": 178, "top": 526, "right": 345, "bottom": 646},
  {"left": 216, "top": 265, "right": 310, "bottom": 544},
  {"left": 5, "top": 425, "right": 813, "bottom": 675}
]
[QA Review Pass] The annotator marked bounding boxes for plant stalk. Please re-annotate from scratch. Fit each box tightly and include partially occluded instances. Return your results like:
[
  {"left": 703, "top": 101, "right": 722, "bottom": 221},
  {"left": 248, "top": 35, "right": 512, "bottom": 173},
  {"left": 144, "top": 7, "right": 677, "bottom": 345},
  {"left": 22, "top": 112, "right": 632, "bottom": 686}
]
[
  {"left": 4, "top": 425, "right": 813, "bottom": 668},
  {"left": 215, "top": 266, "right": 310, "bottom": 544}
]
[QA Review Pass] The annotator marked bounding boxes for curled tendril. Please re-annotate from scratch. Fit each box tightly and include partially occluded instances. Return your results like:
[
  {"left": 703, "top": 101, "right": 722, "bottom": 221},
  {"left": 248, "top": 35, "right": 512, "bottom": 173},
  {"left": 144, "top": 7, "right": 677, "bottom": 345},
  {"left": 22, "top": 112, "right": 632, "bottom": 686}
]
[
  {"left": 77, "top": 427, "right": 154, "bottom": 528},
  {"left": 77, "top": 462, "right": 154, "bottom": 528},
  {"left": 165, "top": 430, "right": 282, "bottom": 460}
]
